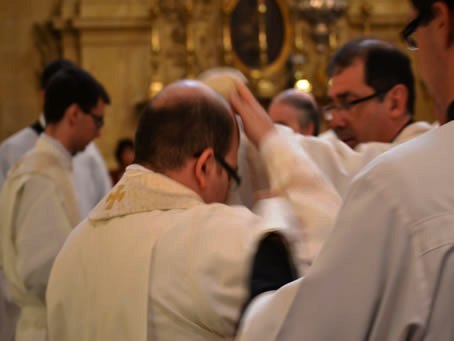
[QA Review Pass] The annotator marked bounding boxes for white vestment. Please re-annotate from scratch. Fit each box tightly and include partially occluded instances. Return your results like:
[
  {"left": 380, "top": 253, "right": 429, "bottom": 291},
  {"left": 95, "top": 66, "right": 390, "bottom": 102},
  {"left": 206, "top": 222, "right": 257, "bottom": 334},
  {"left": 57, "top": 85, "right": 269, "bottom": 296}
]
[
  {"left": 0, "top": 120, "right": 109, "bottom": 341},
  {"left": 237, "top": 121, "right": 454, "bottom": 341},
  {"left": 232, "top": 122, "right": 432, "bottom": 264},
  {"left": 0, "top": 134, "right": 81, "bottom": 341},
  {"left": 0, "top": 272, "right": 19, "bottom": 341},
  {"left": 232, "top": 131, "right": 342, "bottom": 270},
  {"left": 305, "top": 121, "right": 433, "bottom": 196},
  {"left": 46, "top": 131, "right": 341, "bottom": 341},
  {"left": 236, "top": 122, "right": 432, "bottom": 205},
  {"left": 0, "top": 121, "right": 111, "bottom": 217}
]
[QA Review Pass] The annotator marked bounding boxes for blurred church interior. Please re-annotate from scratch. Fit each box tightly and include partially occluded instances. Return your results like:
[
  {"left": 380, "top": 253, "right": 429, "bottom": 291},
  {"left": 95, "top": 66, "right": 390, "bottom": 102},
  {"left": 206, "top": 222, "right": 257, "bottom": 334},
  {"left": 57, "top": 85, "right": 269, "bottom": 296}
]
[{"left": 0, "top": 0, "right": 436, "bottom": 168}]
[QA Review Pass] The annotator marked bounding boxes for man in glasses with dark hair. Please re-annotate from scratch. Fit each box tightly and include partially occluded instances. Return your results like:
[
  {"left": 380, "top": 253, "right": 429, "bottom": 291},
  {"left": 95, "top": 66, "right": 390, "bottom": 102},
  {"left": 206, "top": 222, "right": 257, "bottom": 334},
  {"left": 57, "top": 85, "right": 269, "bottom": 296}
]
[
  {"left": 46, "top": 80, "right": 340, "bottom": 341},
  {"left": 223, "top": 39, "right": 432, "bottom": 207},
  {"left": 0, "top": 60, "right": 112, "bottom": 218},
  {"left": 236, "top": 1, "right": 454, "bottom": 340},
  {"left": 323, "top": 37, "right": 431, "bottom": 149},
  {"left": 274, "top": 38, "right": 432, "bottom": 198},
  {"left": 402, "top": 0, "right": 454, "bottom": 122},
  {"left": 0, "top": 67, "right": 109, "bottom": 341}
]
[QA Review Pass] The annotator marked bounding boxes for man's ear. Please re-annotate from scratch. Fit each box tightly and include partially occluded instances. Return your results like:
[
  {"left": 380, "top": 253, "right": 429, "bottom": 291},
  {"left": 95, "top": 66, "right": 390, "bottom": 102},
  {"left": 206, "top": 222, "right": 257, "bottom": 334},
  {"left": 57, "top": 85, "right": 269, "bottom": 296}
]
[
  {"left": 386, "top": 84, "right": 408, "bottom": 119},
  {"left": 431, "top": 2, "right": 453, "bottom": 47},
  {"left": 194, "top": 148, "right": 215, "bottom": 190},
  {"left": 65, "top": 103, "right": 80, "bottom": 127}
]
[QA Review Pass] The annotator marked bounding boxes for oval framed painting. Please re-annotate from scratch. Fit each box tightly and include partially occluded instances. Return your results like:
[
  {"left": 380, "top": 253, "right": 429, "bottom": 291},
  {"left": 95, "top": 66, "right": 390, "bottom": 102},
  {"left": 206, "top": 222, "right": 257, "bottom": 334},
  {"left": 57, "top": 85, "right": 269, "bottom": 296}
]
[{"left": 223, "top": 0, "right": 292, "bottom": 77}]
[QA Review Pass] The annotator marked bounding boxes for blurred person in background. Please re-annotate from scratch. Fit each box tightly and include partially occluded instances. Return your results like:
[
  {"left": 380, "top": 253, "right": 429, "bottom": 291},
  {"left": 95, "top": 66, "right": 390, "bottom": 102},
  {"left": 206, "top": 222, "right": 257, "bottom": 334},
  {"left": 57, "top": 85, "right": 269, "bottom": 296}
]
[{"left": 110, "top": 138, "right": 134, "bottom": 185}]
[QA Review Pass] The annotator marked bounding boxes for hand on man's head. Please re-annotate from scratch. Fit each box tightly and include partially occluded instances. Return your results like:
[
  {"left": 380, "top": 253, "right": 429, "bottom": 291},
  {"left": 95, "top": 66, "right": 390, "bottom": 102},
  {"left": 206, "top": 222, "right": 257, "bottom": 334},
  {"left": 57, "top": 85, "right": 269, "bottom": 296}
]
[{"left": 229, "top": 80, "right": 275, "bottom": 147}]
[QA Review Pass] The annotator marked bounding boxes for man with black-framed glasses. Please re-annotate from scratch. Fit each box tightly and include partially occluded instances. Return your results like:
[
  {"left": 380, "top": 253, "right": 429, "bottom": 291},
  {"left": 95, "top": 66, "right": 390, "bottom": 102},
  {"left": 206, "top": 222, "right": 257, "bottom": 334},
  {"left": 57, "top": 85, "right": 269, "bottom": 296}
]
[
  {"left": 237, "top": 1, "right": 454, "bottom": 340},
  {"left": 0, "top": 66, "right": 110, "bottom": 341},
  {"left": 46, "top": 80, "right": 341, "bottom": 341},
  {"left": 0, "top": 60, "right": 112, "bottom": 218},
  {"left": 223, "top": 39, "right": 433, "bottom": 207},
  {"left": 322, "top": 37, "right": 431, "bottom": 149},
  {"left": 273, "top": 38, "right": 433, "bottom": 198},
  {"left": 402, "top": 0, "right": 454, "bottom": 123}
]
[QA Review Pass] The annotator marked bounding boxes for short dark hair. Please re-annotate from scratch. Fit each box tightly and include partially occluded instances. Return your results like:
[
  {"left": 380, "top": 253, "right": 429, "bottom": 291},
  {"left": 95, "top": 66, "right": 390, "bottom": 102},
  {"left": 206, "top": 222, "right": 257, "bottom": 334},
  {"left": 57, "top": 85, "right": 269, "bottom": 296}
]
[
  {"left": 44, "top": 67, "right": 111, "bottom": 124},
  {"left": 115, "top": 138, "right": 134, "bottom": 164},
  {"left": 134, "top": 94, "right": 234, "bottom": 172},
  {"left": 411, "top": 0, "right": 454, "bottom": 13},
  {"left": 327, "top": 38, "right": 416, "bottom": 116},
  {"left": 411, "top": 0, "right": 454, "bottom": 41},
  {"left": 40, "top": 59, "right": 76, "bottom": 89},
  {"left": 280, "top": 96, "right": 321, "bottom": 136}
]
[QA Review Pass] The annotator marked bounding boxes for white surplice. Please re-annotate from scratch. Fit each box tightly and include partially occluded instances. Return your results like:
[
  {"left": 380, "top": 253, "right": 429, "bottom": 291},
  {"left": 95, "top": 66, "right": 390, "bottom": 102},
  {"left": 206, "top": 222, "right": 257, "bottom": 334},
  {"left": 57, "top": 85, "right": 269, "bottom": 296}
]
[
  {"left": 0, "top": 134, "right": 81, "bottom": 341},
  {"left": 237, "top": 121, "right": 454, "bottom": 341},
  {"left": 0, "top": 119, "right": 109, "bottom": 341},
  {"left": 232, "top": 122, "right": 432, "bottom": 263},
  {"left": 304, "top": 121, "right": 433, "bottom": 196},
  {"left": 230, "top": 130, "right": 342, "bottom": 270},
  {"left": 0, "top": 119, "right": 111, "bottom": 217},
  {"left": 236, "top": 122, "right": 432, "bottom": 204},
  {"left": 46, "top": 131, "right": 341, "bottom": 341}
]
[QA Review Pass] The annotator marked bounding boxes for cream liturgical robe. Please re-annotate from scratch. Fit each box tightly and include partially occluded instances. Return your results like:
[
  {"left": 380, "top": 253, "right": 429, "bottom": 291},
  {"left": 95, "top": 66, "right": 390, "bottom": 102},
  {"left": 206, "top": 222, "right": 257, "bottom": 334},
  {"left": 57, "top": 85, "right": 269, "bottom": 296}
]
[
  {"left": 46, "top": 132, "right": 341, "bottom": 341},
  {"left": 0, "top": 134, "right": 80, "bottom": 341},
  {"left": 0, "top": 119, "right": 112, "bottom": 217},
  {"left": 0, "top": 120, "right": 110, "bottom": 340},
  {"left": 237, "top": 120, "right": 454, "bottom": 341},
  {"left": 307, "top": 121, "right": 433, "bottom": 196},
  {"left": 230, "top": 129, "right": 342, "bottom": 268},
  {"left": 236, "top": 122, "right": 433, "bottom": 207}
]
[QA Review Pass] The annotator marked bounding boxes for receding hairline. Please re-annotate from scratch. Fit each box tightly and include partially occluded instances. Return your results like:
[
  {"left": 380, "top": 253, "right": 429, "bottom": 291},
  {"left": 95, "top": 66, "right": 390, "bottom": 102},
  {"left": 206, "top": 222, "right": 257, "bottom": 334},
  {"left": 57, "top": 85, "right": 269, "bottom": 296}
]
[{"left": 272, "top": 89, "right": 317, "bottom": 107}]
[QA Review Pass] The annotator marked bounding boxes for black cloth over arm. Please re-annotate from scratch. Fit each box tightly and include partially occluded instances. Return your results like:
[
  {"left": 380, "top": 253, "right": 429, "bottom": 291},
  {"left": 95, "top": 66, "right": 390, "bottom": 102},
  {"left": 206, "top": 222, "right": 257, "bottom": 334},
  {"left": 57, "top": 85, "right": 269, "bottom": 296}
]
[
  {"left": 447, "top": 101, "right": 454, "bottom": 122},
  {"left": 239, "top": 231, "right": 298, "bottom": 325}
]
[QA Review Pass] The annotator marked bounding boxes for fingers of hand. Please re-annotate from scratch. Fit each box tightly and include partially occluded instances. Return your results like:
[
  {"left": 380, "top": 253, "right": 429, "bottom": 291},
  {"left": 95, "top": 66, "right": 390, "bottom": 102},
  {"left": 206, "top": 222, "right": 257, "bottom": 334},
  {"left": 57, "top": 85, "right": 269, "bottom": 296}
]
[
  {"left": 234, "top": 80, "right": 263, "bottom": 113},
  {"left": 229, "top": 89, "right": 241, "bottom": 114}
]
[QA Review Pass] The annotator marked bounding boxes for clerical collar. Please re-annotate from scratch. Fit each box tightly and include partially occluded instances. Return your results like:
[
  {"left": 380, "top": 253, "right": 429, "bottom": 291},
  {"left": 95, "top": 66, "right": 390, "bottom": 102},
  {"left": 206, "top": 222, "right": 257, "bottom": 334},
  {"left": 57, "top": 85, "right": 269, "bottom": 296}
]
[{"left": 447, "top": 101, "right": 454, "bottom": 122}]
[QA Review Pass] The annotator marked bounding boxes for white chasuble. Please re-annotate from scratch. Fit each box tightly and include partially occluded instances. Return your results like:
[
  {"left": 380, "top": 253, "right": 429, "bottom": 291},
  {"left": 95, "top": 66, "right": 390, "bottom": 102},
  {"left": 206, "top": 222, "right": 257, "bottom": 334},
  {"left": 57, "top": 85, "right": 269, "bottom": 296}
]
[
  {"left": 47, "top": 165, "right": 282, "bottom": 341},
  {"left": 0, "top": 135, "right": 80, "bottom": 341}
]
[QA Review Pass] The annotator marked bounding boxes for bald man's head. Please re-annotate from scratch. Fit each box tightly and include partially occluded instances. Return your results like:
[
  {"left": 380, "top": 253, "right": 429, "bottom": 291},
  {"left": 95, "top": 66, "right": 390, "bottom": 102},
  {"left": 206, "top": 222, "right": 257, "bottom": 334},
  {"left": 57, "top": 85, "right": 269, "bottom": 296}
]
[
  {"left": 152, "top": 80, "right": 230, "bottom": 110},
  {"left": 135, "top": 80, "right": 237, "bottom": 171},
  {"left": 268, "top": 89, "right": 320, "bottom": 136}
]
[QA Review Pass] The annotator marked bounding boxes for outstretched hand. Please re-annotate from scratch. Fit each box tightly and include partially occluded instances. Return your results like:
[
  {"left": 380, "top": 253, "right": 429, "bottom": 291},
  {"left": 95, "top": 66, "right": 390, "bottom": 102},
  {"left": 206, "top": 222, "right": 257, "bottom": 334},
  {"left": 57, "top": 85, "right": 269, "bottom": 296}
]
[{"left": 229, "top": 80, "right": 275, "bottom": 147}]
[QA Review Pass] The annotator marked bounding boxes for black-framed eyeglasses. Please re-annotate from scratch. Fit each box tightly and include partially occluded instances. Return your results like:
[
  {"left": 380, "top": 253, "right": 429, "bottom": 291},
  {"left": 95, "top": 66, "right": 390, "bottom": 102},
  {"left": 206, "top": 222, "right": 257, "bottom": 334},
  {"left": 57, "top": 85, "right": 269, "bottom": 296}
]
[
  {"left": 83, "top": 110, "right": 104, "bottom": 129},
  {"left": 400, "top": 7, "right": 434, "bottom": 51},
  {"left": 323, "top": 86, "right": 393, "bottom": 121},
  {"left": 214, "top": 153, "right": 241, "bottom": 188},
  {"left": 401, "top": 14, "right": 425, "bottom": 51},
  {"left": 194, "top": 151, "right": 242, "bottom": 188}
]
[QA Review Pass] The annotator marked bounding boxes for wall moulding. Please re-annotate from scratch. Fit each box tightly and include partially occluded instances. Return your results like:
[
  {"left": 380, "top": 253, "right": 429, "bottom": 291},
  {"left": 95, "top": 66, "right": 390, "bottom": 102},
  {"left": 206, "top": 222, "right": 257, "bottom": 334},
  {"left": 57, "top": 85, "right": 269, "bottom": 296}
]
[
  {"left": 53, "top": 16, "right": 151, "bottom": 31},
  {"left": 78, "top": 4, "right": 152, "bottom": 18}
]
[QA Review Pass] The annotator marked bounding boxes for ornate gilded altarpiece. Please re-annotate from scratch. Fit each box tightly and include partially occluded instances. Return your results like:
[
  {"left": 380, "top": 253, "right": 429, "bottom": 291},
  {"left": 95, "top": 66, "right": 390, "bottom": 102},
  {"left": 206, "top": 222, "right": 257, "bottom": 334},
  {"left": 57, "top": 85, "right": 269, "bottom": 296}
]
[{"left": 0, "top": 0, "right": 435, "bottom": 167}]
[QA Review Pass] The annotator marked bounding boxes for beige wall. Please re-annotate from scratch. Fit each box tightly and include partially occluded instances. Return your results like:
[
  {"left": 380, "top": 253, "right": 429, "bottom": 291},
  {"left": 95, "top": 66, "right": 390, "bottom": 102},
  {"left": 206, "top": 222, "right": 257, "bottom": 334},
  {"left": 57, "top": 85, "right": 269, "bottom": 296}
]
[
  {"left": 0, "top": 0, "right": 61, "bottom": 139},
  {"left": 0, "top": 0, "right": 224, "bottom": 168},
  {"left": 0, "top": 0, "right": 436, "bottom": 168}
]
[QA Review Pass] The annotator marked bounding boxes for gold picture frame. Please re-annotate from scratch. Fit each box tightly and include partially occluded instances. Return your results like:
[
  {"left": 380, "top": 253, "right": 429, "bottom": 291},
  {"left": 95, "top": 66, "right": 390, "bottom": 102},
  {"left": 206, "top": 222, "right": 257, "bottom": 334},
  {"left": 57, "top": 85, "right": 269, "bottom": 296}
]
[{"left": 223, "top": 0, "right": 293, "bottom": 80}]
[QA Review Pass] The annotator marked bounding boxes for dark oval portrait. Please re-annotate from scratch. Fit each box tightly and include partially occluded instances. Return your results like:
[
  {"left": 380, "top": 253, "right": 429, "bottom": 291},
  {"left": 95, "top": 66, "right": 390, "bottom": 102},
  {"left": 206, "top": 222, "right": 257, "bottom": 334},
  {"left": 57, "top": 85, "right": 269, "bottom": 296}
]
[{"left": 229, "top": 0, "right": 285, "bottom": 68}]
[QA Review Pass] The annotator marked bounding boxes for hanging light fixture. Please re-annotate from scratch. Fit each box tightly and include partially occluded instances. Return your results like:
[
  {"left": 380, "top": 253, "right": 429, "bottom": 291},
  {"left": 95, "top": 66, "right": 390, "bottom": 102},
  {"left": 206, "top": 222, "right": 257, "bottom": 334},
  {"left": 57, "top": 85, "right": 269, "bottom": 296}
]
[{"left": 293, "top": 0, "right": 348, "bottom": 50}]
